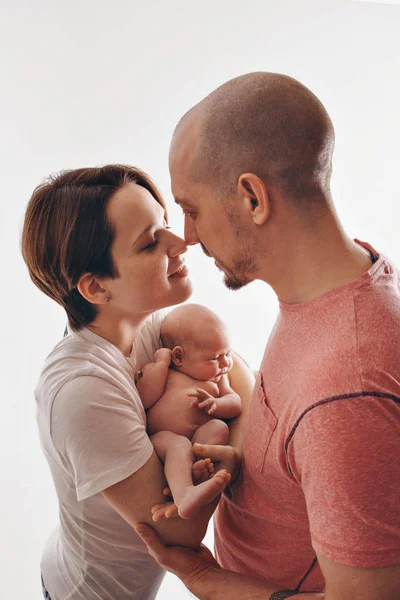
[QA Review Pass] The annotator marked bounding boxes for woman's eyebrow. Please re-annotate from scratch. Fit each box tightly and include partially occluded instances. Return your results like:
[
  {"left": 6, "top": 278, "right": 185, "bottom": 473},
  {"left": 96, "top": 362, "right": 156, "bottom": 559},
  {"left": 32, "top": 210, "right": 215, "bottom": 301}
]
[{"left": 132, "top": 224, "right": 153, "bottom": 246}]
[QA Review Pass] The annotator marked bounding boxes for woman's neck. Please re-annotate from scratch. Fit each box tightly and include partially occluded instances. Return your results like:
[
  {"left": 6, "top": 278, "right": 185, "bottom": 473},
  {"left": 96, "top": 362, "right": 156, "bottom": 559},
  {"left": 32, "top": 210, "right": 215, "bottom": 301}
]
[{"left": 87, "top": 312, "right": 152, "bottom": 357}]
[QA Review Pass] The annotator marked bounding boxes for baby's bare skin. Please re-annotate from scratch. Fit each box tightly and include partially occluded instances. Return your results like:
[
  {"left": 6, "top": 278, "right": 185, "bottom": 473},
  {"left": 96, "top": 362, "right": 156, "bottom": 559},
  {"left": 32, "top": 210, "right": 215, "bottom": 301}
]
[
  {"left": 146, "top": 369, "right": 219, "bottom": 438},
  {"left": 136, "top": 304, "right": 242, "bottom": 520}
]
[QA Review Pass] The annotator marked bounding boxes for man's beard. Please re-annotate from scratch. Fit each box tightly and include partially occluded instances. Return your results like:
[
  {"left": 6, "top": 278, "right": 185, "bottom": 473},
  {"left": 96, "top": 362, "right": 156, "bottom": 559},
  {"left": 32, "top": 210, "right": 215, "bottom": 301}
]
[
  {"left": 223, "top": 253, "right": 255, "bottom": 291},
  {"left": 200, "top": 242, "right": 256, "bottom": 291}
]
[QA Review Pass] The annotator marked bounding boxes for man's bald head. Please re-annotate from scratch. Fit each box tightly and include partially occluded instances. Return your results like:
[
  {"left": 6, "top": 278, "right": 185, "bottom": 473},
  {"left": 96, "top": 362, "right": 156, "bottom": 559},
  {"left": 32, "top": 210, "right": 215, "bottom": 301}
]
[{"left": 172, "top": 72, "right": 335, "bottom": 207}]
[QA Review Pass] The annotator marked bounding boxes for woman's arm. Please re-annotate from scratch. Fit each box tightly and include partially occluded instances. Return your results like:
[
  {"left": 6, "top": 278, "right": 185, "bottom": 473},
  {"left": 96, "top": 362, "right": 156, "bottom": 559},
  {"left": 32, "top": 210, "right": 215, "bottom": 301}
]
[{"left": 102, "top": 449, "right": 217, "bottom": 549}]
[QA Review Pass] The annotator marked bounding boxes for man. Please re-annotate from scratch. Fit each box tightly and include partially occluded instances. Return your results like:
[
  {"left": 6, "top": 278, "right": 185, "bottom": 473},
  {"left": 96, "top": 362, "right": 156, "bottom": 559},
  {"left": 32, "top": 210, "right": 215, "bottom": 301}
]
[{"left": 136, "top": 72, "right": 400, "bottom": 599}]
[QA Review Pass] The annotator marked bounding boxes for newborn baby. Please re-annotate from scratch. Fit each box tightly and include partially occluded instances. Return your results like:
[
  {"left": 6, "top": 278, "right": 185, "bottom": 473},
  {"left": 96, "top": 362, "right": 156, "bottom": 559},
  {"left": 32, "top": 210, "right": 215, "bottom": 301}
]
[{"left": 136, "top": 304, "right": 241, "bottom": 520}]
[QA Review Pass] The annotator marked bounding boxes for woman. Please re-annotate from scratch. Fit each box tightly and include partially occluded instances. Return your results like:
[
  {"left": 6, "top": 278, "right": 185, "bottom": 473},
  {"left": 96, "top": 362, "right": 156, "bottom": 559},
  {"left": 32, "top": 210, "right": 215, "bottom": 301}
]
[{"left": 21, "top": 165, "right": 252, "bottom": 600}]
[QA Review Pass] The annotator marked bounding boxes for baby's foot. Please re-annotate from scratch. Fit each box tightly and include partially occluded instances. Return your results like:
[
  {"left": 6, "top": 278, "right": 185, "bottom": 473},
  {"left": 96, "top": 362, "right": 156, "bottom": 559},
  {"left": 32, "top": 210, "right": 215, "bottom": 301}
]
[
  {"left": 177, "top": 470, "right": 231, "bottom": 519},
  {"left": 192, "top": 458, "right": 214, "bottom": 483}
]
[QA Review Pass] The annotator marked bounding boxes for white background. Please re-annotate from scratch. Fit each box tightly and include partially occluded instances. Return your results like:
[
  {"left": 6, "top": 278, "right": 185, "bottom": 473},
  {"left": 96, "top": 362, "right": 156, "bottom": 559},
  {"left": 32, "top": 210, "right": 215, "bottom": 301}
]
[{"left": 1, "top": 0, "right": 399, "bottom": 598}]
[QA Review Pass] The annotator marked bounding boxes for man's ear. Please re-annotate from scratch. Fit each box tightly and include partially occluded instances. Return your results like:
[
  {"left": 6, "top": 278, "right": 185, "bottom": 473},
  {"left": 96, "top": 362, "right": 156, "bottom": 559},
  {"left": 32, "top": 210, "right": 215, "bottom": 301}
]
[
  {"left": 237, "top": 173, "right": 270, "bottom": 225},
  {"left": 77, "top": 273, "right": 110, "bottom": 305},
  {"left": 171, "top": 346, "right": 184, "bottom": 366}
]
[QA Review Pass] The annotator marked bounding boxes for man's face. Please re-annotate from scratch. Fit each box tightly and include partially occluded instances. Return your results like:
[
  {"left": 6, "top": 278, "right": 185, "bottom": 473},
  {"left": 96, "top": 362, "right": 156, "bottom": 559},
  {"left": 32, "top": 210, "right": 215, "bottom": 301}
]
[{"left": 169, "top": 120, "right": 258, "bottom": 291}]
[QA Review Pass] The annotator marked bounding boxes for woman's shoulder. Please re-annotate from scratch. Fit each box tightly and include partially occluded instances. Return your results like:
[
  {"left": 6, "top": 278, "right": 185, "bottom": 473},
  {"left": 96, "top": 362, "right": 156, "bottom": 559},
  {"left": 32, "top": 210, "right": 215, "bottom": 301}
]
[
  {"left": 133, "top": 309, "right": 167, "bottom": 369},
  {"left": 36, "top": 329, "right": 131, "bottom": 404}
]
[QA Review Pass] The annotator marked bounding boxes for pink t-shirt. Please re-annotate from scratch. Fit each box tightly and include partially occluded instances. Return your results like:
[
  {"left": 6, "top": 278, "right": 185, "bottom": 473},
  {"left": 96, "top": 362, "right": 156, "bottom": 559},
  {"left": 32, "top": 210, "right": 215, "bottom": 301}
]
[{"left": 214, "top": 241, "right": 400, "bottom": 593}]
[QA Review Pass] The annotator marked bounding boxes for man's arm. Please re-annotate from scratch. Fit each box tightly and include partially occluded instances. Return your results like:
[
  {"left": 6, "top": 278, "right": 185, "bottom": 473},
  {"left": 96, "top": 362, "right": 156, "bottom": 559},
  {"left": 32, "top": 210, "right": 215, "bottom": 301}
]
[
  {"left": 135, "top": 525, "right": 400, "bottom": 599},
  {"left": 134, "top": 524, "right": 324, "bottom": 600},
  {"left": 317, "top": 553, "right": 400, "bottom": 599}
]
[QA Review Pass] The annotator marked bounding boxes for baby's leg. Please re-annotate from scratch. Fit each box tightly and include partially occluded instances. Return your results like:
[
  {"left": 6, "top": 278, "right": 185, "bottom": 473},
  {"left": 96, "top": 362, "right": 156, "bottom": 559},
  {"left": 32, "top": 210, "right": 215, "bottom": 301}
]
[
  {"left": 191, "top": 419, "right": 229, "bottom": 446},
  {"left": 150, "top": 430, "right": 230, "bottom": 519}
]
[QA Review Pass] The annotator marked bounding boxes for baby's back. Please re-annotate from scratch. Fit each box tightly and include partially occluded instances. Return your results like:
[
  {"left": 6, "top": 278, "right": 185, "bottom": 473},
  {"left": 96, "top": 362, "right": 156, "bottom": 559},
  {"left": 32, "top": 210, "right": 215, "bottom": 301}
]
[{"left": 146, "top": 370, "right": 219, "bottom": 439}]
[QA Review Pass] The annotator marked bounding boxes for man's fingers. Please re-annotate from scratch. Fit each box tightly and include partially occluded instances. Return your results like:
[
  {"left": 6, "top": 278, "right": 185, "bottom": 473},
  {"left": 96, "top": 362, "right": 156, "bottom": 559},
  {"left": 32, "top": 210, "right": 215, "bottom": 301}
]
[
  {"left": 135, "top": 524, "right": 165, "bottom": 558},
  {"left": 192, "top": 442, "right": 226, "bottom": 461}
]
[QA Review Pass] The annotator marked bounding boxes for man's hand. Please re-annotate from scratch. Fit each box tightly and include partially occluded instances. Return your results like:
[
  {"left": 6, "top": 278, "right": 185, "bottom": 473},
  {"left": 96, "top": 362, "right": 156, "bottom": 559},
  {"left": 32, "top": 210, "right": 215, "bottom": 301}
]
[
  {"left": 193, "top": 442, "right": 241, "bottom": 482},
  {"left": 135, "top": 523, "right": 220, "bottom": 587},
  {"left": 135, "top": 524, "right": 325, "bottom": 600},
  {"left": 189, "top": 388, "right": 218, "bottom": 415}
]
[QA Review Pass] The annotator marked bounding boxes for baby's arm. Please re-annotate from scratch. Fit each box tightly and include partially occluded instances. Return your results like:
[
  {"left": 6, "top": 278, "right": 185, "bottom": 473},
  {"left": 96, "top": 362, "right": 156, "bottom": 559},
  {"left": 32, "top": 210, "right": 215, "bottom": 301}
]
[
  {"left": 190, "top": 374, "right": 242, "bottom": 419},
  {"left": 136, "top": 348, "right": 171, "bottom": 410}
]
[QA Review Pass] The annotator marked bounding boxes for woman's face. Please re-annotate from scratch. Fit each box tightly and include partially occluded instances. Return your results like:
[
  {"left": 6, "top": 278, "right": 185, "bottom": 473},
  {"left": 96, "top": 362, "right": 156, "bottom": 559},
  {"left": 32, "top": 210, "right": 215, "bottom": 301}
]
[{"left": 103, "top": 182, "right": 192, "bottom": 315}]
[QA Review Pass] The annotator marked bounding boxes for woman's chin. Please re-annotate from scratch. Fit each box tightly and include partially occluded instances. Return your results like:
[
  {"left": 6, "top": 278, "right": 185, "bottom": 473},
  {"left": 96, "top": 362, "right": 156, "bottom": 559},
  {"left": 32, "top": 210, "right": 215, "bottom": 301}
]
[{"left": 168, "top": 277, "right": 193, "bottom": 304}]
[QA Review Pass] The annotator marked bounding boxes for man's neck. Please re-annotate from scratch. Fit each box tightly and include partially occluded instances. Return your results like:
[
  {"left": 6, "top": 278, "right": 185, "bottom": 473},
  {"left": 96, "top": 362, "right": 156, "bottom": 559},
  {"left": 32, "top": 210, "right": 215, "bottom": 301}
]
[{"left": 262, "top": 216, "right": 374, "bottom": 305}]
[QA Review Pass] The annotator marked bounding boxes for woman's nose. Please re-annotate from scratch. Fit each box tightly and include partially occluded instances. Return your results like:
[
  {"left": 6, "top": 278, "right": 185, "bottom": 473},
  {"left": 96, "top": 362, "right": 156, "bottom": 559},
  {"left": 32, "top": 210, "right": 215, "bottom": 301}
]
[{"left": 168, "top": 231, "right": 188, "bottom": 257}]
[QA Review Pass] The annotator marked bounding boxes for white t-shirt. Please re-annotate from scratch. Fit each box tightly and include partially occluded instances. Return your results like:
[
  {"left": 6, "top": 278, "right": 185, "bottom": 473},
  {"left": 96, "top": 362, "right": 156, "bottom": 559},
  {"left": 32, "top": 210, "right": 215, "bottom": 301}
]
[{"left": 36, "top": 311, "right": 165, "bottom": 600}]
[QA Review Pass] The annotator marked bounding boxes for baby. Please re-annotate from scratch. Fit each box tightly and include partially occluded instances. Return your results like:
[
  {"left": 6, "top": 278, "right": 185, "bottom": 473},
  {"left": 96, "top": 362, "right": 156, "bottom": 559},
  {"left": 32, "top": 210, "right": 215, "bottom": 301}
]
[{"left": 136, "top": 304, "right": 242, "bottom": 520}]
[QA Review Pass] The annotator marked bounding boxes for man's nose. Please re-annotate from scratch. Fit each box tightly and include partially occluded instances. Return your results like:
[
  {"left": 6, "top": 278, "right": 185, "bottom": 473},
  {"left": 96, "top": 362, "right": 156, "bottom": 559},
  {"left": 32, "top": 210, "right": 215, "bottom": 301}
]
[{"left": 184, "top": 217, "right": 200, "bottom": 245}]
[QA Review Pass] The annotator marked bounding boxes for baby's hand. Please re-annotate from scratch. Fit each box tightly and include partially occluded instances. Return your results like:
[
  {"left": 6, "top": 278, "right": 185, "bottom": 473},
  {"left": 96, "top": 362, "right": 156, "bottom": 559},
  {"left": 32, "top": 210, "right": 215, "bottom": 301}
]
[
  {"left": 153, "top": 348, "right": 172, "bottom": 365},
  {"left": 188, "top": 388, "right": 218, "bottom": 415}
]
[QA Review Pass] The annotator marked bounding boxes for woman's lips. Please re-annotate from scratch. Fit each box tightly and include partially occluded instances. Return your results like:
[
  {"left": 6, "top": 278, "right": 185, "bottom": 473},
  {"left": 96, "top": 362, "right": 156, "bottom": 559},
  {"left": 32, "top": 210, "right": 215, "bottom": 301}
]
[{"left": 169, "top": 264, "right": 189, "bottom": 278}]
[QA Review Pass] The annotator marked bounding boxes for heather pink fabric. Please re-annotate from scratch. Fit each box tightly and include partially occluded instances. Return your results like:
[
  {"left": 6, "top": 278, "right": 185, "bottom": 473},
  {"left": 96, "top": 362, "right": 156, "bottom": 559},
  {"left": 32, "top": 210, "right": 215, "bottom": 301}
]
[{"left": 214, "top": 241, "right": 400, "bottom": 593}]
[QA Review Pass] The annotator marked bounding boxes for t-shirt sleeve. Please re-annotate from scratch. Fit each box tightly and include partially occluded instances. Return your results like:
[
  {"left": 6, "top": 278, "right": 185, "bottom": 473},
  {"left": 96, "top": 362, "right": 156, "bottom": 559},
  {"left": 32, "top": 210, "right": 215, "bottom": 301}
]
[
  {"left": 288, "top": 395, "right": 400, "bottom": 568},
  {"left": 51, "top": 375, "right": 154, "bottom": 501}
]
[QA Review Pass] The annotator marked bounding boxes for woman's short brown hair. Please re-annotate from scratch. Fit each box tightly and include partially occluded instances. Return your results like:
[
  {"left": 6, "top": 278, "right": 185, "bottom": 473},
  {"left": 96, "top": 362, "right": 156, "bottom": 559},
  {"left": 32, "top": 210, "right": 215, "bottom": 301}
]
[{"left": 21, "top": 164, "right": 166, "bottom": 330}]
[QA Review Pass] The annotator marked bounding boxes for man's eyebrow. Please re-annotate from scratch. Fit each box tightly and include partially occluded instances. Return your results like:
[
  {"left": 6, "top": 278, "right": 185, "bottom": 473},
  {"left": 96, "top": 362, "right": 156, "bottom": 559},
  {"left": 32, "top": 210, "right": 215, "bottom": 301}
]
[{"left": 174, "top": 197, "right": 188, "bottom": 206}]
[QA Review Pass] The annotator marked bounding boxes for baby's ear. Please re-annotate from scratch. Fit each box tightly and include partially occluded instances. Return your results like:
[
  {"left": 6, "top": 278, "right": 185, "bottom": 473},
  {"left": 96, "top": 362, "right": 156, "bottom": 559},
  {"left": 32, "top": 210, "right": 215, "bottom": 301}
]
[{"left": 171, "top": 346, "right": 184, "bottom": 366}]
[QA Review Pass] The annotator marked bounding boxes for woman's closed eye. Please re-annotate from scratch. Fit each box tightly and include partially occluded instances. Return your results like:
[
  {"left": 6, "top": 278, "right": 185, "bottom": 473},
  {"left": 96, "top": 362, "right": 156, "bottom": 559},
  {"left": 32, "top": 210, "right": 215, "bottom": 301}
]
[
  {"left": 142, "top": 239, "right": 158, "bottom": 251},
  {"left": 141, "top": 224, "right": 170, "bottom": 251}
]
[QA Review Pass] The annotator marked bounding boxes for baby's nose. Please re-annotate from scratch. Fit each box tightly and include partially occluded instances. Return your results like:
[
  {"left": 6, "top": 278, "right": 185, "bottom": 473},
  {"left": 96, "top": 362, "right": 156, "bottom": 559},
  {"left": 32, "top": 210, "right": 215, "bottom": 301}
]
[{"left": 220, "top": 355, "right": 229, "bottom": 368}]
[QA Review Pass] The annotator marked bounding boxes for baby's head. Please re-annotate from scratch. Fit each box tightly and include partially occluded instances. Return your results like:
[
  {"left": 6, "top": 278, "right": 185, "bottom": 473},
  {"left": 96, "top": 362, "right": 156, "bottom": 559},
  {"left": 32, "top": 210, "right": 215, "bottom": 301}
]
[{"left": 161, "top": 304, "right": 233, "bottom": 383}]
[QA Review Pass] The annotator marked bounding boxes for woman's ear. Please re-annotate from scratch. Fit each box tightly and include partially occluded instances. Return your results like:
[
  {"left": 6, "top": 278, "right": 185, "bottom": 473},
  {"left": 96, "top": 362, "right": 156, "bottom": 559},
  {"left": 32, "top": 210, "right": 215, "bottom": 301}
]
[
  {"left": 77, "top": 273, "right": 110, "bottom": 305},
  {"left": 171, "top": 346, "right": 184, "bottom": 367},
  {"left": 237, "top": 173, "right": 270, "bottom": 225}
]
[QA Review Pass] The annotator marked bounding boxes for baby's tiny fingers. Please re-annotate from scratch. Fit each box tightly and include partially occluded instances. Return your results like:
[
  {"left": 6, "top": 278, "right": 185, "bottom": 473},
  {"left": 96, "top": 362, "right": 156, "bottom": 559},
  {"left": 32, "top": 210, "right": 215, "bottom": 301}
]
[
  {"left": 198, "top": 399, "right": 212, "bottom": 408},
  {"left": 196, "top": 388, "right": 211, "bottom": 397},
  {"left": 207, "top": 405, "right": 217, "bottom": 415}
]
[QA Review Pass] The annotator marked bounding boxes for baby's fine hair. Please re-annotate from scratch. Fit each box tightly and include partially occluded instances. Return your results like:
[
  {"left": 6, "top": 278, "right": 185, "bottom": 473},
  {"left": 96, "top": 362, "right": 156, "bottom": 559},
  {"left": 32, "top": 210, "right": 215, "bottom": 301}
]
[{"left": 161, "top": 304, "right": 224, "bottom": 350}]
